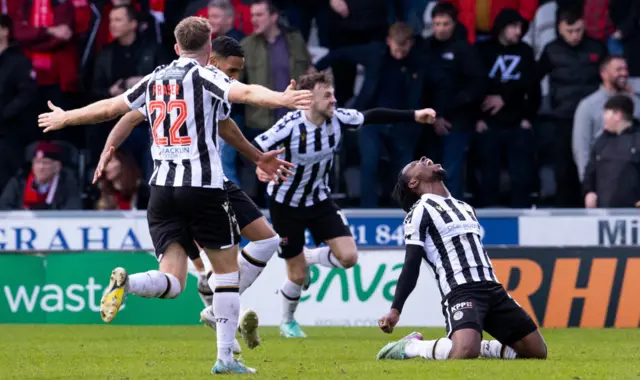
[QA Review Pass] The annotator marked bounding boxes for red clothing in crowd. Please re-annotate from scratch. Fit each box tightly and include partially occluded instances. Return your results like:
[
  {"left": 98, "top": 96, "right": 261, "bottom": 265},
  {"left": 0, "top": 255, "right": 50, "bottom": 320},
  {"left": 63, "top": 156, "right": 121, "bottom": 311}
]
[
  {"left": 583, "top": 0, "right": 614, "bottom": 40},
  {"left": 11, "top": 0, "right": 79, "bottom": 91},
  {"left": 195, "top": 0, "right": 253, "bottom": 36},
  {"left": 445, "top": 0, "right": 538, "bottom": 43}
]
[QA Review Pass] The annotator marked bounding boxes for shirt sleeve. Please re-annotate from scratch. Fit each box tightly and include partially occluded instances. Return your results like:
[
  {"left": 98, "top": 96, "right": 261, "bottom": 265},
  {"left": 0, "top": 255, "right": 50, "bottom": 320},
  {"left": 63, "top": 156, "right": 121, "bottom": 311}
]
[
  {"left": 123, "top": 73, "right": 154, "bottom": 110},
  {"left": 404, "top": 203, "right": 429, "bottom": 247},
  {"left": 217, "top": 101, "right": 232, "bottom": 121},
  {"left": 199, "top": 66, "right": 236, "bottom": 104},
  {"left": 334, "top": 108, "right": 365, "bottom": 129},
  {"left": 252, "top": 115, "right": 297, "bottom": 152}
]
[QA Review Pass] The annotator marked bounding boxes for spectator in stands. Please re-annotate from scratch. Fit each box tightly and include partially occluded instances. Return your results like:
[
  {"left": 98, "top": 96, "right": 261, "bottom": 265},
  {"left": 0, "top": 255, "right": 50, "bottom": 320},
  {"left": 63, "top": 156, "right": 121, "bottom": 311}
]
[
  {"left": 326, "top": 0, "right": 392, "bottom": 105},
  {"left": 89, "top": 4, "right": 163, "bottom": 180},
  {"left": 0, "top": 14, "right": 38, "bottom": 191},
  {"left": 423, "top": 2, "right": 486, "bottom": 200},
  {"left": 573, "top": 56, "right": 640, "bottom": 182},
  {"left": 0, "top": 141, "right": 81, "bottom": 210},
  {"left": 444, "top": 0, "right": 538, "bottom": 43},
  {"left": 12, "top": 0, "right": 78, "bottom": 144},
  {"left": 583, "top": 0, "right": 613, "bottom": 41},
  {"left": 315, "top": 22, "right": 451, "bottom": 207},
  {"left": 283, "top": 0, "right": 330, "bottom": 46},
  {"left": 583, "top": 95, "right": 640, "bottom": 208},
  {"left": 240, "top": 0, "right": 311, "bottom": 133},
  {"left": 537, "top": 6, "right": 607, "bottom": 207},
  {"left": 207, "top": 0, "right": 245, "bottom": 42},
  {"left": 475, "top": 8, "right": 540, "bottom": 208},
  {"left": 196, "top": 0, "right": 253, "bottom": 37},
  {"left": 95, "top": 149, "right": 148, "bottom": 210},
  {"left": 609, "top": 0, "right": 640, "bottom": 93}
]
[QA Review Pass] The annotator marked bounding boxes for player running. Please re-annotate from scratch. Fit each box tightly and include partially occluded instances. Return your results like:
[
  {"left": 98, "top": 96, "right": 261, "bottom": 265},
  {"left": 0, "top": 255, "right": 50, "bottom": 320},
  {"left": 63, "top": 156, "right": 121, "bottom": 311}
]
[
  {"left": 376, "top": 157, "right": 547, "bottom": 361},
  {"left": 90, "top": 36, "right": 277, "bottom": 354},
  {"left": 38, "top": 17, "right": 312, "bottom": 375},
  {"left": 252, "top": 71, "right": 437, "bottom": 338}
]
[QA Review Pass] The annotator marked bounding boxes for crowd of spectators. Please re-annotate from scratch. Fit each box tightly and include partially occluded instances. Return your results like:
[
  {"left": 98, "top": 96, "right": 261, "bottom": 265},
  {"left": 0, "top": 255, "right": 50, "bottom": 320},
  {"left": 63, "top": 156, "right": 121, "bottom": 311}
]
[{"left": 0, "top": 0, "right": 639, "bottom": 211}]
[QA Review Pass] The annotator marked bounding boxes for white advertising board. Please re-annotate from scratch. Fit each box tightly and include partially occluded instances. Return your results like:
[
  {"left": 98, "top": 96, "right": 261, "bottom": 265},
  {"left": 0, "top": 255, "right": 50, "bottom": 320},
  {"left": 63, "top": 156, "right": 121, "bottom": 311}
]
[{"left": 205, "top": 250, "right": 446, "bottom": 328}]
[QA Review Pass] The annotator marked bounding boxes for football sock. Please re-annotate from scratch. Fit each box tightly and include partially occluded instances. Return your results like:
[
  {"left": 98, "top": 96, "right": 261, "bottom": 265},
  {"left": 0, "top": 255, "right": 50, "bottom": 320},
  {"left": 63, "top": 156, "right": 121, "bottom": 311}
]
[
  {"left": 304, "top": 246, "right": 344, "bottom": 268},
  {"left": 239, "top": 235, "right": 279, "bottom": 293},
  {"left": 481, "top": 340, "right": 517, "bottom": 359},
  {"left": 405, "top": 338, "right": 453, "bottom": 360},
  {"left": 128, "top": 270, "right": 181, "bottom": 298},
  {"left": 280, "top": 279, "right": 302, "bottom": 323},
  {"left": 211, "top": 272, "right": 240, "bottom": 365},
  {"left": 197, "top": 271, "right": 213, "bottom": 307}
]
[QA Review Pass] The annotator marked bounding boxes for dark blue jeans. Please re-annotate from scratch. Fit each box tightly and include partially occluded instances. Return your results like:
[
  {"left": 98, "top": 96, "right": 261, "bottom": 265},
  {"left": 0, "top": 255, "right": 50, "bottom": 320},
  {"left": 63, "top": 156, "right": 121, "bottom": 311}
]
[
  {"left": 475, "top": 125, "right": 535, "bottom": 207},
  {"left": 358, "top": 124, "right": 421, "bottom": 207},
  {"left": 442, "top": 128, "right": 472, "bottom": 200}
]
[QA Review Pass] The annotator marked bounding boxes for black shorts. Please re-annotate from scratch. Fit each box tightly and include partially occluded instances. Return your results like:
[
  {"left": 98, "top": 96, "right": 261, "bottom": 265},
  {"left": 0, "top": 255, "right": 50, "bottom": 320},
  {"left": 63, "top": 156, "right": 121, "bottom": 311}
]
[
  {"left": 269, "top": 199, "right": 352, "bottom": 259},
  {"left": 442, "top": 282, "right": 538, "bottom": 346},
  {"left": 185, "top": 180, "right": 263, "bottom": 260},
  {"left": 147, "top": 185, "right": 241, "bottom": 261}
]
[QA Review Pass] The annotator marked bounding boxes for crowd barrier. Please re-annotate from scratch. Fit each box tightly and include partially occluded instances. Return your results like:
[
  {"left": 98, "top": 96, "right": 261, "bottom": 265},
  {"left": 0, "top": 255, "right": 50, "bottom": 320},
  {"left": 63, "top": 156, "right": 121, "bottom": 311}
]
[
  {"left": 1, "top": 209, "right": 639, "bottom": 327},
  {"left": 1, "top": 208, "right": 640, "bottom": 251}
]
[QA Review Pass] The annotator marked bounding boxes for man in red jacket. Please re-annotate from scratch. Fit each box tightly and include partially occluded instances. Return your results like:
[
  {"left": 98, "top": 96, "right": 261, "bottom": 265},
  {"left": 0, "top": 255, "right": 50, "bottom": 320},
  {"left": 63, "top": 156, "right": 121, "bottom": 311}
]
[{"left": 445, "top": 0, "right": 538, "bottom": 43}]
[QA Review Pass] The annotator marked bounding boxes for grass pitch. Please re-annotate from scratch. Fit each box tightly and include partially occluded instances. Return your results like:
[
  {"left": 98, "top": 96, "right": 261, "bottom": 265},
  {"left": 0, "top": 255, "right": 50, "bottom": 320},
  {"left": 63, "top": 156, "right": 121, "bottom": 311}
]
[{"left": 1, "top": 325, "right": 639, "bottom": 379}]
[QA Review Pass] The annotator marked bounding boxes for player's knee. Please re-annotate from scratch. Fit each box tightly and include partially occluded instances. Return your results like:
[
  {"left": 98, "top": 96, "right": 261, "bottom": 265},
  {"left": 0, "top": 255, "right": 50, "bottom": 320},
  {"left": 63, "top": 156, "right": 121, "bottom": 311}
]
[
  {"left": 260, "top": 234, "right": 281, "bottom": 252},
  {"left": 451, "top": 341, "right": 481, "bottom": 359},
  {"left": 531, "top": 342, "right": 548, "bottom": 360},
  {"left": 338, "top": 251, "right": 358, "bottom": 269},
  {"left": 288, "top": 268, "right": 307, "bottom": 284}
]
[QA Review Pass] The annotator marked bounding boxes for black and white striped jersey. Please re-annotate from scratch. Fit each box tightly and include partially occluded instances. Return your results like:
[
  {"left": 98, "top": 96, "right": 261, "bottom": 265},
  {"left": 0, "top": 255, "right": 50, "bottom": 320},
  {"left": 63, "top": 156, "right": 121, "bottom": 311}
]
[
  {"left": 253, "top": 108, "right": 364, "bottom": 207},
  {"left": 404, "top": 194, "right": 498, "bottom": 297},
  {"left": 124, "top": 57, "right": 234, "bottom": 189}
]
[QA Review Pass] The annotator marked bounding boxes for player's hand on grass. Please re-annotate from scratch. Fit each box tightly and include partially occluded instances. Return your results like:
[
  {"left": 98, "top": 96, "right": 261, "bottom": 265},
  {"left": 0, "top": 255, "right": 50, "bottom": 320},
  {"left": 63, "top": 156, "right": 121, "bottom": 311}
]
[
  {"left": 282, "top": 80, "right": 313, "bottom": 110},
  {"left": 378, "top": 309, "right": 400, "bottom": 334},
  {"left": 92, "top": 146, "right": 116, "bottom": 184},
  {"left": 415, "top": 108, "right": 437, "bottom": 124},
  {"left": 38, "top": 101, "right": 68, "bottom": 133},
  {"left": 257, "top": 148, "right": 295, "bottom": 182}
]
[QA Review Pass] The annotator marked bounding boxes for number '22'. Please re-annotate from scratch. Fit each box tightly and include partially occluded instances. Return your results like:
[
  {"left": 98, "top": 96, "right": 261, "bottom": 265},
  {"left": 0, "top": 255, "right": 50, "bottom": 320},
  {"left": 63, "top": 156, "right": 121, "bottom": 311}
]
[{"left": 149, "top": 100, "right": 190, "bottom": 146}]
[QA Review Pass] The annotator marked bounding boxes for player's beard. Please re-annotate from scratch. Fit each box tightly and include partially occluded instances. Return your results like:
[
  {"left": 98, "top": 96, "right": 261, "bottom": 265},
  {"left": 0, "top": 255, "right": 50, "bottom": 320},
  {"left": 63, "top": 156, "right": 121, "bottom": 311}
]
[{"left": 432, "top": 168, "right": 446, "bottom": 182}]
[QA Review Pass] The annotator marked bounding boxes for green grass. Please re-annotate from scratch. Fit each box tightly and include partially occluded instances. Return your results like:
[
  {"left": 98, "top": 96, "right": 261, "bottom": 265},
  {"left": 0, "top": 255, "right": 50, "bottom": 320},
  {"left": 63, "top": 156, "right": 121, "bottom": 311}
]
[{"left": 1, "top": 325, "right": 639, "bottom": 379}]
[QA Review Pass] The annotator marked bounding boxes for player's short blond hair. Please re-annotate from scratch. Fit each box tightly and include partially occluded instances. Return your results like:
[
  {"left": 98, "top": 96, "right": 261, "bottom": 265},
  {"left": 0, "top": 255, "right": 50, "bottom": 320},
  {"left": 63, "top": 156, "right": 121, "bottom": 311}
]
[{"left": 174, "top": 16, "right": 212, "bottom": 52}]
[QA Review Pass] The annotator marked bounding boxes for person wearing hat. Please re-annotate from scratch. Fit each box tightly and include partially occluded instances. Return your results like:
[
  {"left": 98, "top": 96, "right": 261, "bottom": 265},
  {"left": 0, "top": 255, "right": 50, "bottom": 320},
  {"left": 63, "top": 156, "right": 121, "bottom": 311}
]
[
  {"left": 0, "top": 141, "right": 82, "bottom": 210},
  {"left": 474, "top": 8, "right": 540, "bottom": 208}
]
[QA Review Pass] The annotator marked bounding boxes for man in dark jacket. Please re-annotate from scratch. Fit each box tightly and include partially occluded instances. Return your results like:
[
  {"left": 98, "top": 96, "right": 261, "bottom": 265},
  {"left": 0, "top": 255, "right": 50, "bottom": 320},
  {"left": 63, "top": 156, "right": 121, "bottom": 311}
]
[
  {"left": 315, "top": 22, "right": 451, "bottom": 207},
  {"left": 584, "top": 95, "right": 640, "bottom": 208},
  {"left": 0, "top": 14, "right": 38, "bottom": 191},
  {"left": 423, "top": 2, "right": 487, "bottom": 200},
  {"left": 89, "top": 4, "right": 165, "bottom": 179},
  {"left": 475, "top": 8, "right": 540, "bottom": 207},
  {"left": 0, "top": 141, "right": 82, "bottom": 210},
  {"left": 537, "top": 6, "right": 607, "bottom": 207}
]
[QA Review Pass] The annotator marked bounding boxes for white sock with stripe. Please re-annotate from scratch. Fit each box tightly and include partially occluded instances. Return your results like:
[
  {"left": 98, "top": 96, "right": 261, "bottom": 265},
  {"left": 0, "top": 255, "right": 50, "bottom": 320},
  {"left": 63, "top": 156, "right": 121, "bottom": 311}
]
[
  {"left": 304, "top": 246, "right": 343, "bottom": 268},
  {"left": 404, "top": 338, "right": 453, "bottom": 360},
  {"left": 280, "top": 279, "right": 302, "bottom": 323},
  {"left": 128, "top": 270, "right": 181, "bottom": 298},
  {"left": 210, "top": 272, "right": 240, "bottom": 365},
  {"left": 481, "top": 340, "right": 517, "bottom": 359},
  {"left": 239, "top": 235, "right": 280, "bottom": 293}
]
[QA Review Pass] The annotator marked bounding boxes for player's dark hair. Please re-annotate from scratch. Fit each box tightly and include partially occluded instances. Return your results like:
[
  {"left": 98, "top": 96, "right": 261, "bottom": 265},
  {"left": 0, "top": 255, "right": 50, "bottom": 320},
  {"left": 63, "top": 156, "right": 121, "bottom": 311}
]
[
  {"left": 252, "top": 0, "right": 279, "bottom": 14},
  {"left": 556, "top": 5, "right": 583, "bottom": 26},
  {"left": 599, "top": 54, "right": 625, "bottom": 72},
  {"left": 392, "top": 172, "right": 420, "bottom": 213},
  {"left": 431, "top": 2, "right": 458, "bottom": 22},
  {"left": 297, "top": 71, "right": 333, "bottom": 91},
  {"left": 112, "top": 4, "right": 139, "bottom": 22},
  {"left": 211, "top": 36, "right": 245, "bottom": 58},
  {"left": 605, "top": 95, "right": 634, "bottom": 121}
]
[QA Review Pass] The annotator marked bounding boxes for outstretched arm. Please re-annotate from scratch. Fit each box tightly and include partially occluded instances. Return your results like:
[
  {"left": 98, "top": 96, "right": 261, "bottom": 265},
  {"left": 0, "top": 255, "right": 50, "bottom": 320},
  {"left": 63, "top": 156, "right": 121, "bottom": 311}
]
[
  {"left": 337, "top": 108, "right": 437, "bottom": 130},
  {"left": 218, "top": 117, "right": 263, "bottom": 164},
  {"left": 103, "top": 110, "right": 146, "bottom": 153},
  {"left": 227, "top": 80, "right": 312, "bottom": 110}
]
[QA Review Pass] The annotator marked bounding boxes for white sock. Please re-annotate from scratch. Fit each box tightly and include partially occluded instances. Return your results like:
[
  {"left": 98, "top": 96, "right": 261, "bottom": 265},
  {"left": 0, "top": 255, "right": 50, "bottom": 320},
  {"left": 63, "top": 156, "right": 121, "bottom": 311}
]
[
  {"left": 405, "top": 338, "right": 453, "bottom": 360},
  {"left": 280, "top": 279, "right": 302, "bottom": 323},
  {"left": 481, "top": 340, "right": 517, "bottom": 359},
  {"left": 128, "top": 270, "right": 181, "bottom": 298},
  {"left": 211, "top": 272, "right": 240, "bottom": 365},
  {"left": 239, "top": 235, "right": 279, "bottom": 293},
  {"left": 304, "top": 246, "right": 343, "bottom": 268}
]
